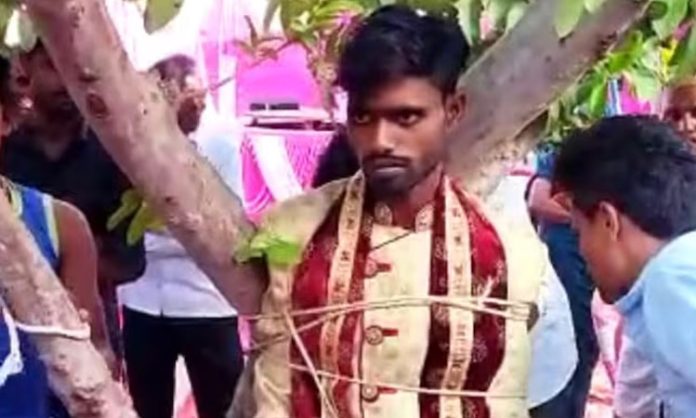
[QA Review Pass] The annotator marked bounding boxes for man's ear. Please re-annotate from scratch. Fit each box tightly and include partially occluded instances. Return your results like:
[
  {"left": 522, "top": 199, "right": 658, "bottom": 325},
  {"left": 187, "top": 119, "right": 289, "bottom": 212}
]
[
  {"left": 596, "top": 201, "right": 621, "bottom": 241},
  {"left": 445, "top": 91, "right": 466, "bottom": 129}
]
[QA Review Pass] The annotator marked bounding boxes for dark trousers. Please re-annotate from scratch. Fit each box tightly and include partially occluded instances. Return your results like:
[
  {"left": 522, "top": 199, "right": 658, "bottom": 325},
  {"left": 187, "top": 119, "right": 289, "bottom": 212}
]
[
  {"left": 123, "top": 307, "right": 244, "bottom": 418},
  {"left": 532, "top": 226, "right": 600, "bottom": 418}
]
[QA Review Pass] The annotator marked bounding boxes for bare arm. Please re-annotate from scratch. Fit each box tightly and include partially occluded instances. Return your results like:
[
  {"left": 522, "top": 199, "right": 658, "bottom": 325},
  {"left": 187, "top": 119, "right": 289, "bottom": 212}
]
[
  {"left": 54, "top": 200, "right": 116, "bottom": 372},
  {"left": 527, "top": 177, "right": 571, "bottom": 224}
]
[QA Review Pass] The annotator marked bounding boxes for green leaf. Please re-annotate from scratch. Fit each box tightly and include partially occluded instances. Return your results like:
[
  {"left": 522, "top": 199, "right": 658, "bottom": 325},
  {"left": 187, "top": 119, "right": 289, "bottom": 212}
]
[
  {"left": 652, "top": 0, "right": 687, "bottom": 40},
  {"left": 583, "top": 0, "right": 606, "bottom": 13},
  {"left": 505, "top": 2, "right": 527, "bottom": 33},
  {"left": 279, "top": 0, "right": 313, "bottom": 34},
  {"left": 673, "top": 25, "right": 696, "bottom": 82},
  {"left": 107, "top": 189, "right": 143, "bottom": 231},
  {"left": 233, "top": 230, "right": 302, "bottom": 268},
  {"left": 126, "top": 204, "right": 162, "bottom": 245},
  {"left": 647, "top": 1, "right": 668, "bottom": 20},
  {"left": 488, "top": 0, "right": 518, "bottom": 30},
  {"left": 587, "top": 80, "right": 608, "bottom": 119},
  {"left": 263, "top": 0, "right": 281, "bottom": 32},
  {"left": 554, "top": 0, "right": 585, "bottom": 38},
  {"left": 458, "top": 0, "right": 482, "bottom": 45},
  {"left": 605, "top": 30, "right": 643, "bottom": 74},
  {"left": 4, "top": 9, "right": 37, "bottom": 52},
  {"left": 144, "top": 0, "right": 185, "bottom": 33},
  {"left": 627, "top": 68, "right": 661, "bottom": 100}
]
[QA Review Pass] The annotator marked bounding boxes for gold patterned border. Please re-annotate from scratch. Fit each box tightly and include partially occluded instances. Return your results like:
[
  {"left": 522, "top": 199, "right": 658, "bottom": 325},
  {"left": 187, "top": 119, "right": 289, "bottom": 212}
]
[
  {"left": 319, "top": 173, "right": 366, "bottom": 408},
  {"left": 439, "top": 178, "right": 475, "bottom": 418}
]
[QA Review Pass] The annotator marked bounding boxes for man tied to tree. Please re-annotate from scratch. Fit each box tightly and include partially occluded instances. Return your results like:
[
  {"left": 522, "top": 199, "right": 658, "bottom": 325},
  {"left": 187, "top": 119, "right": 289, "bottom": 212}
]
[
  {"left": 232, "top": 6, "right": 550, "bottom": 418},
  {"left": 0, "top": 57, "right": 110, "bottom": 417},
  {"left": 0, "top": 41, "right": 146, "bottom": 371}
]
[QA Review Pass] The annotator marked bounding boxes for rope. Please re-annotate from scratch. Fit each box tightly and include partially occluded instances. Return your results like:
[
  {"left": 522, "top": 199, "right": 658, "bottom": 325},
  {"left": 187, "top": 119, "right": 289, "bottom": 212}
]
[
  {"left": 287, "top": 363, "right": 525, "bottom": 399},
  {"left": 283, "top": 312, "right": 339, "bottom": 418},
  {"left": 246, "top": 295, "right": 531, "bottom": 353},
  {"left": 0, "top": 308, "right": 22, "bottom": 387},
  {"left": 0, "top": 299, "right": 91, "bottom": 341},
  {"left": 14, "top": 322, "right": 91, "bottom": 341},
  {"left": 246, "top": 295, "right": 531, "bottom": 403}
]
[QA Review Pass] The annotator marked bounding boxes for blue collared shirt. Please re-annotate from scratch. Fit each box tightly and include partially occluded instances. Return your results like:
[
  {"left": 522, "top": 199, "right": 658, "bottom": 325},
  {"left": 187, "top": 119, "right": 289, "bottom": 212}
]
[{"left": 615, "top": 230, "right": 696, "bottom": 417}]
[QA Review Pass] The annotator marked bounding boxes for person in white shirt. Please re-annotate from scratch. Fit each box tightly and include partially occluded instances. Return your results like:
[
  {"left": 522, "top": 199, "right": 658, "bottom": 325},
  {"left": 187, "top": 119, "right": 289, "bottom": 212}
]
[{"left": 118, "top": 55, "right": 243, "bottom": 418}]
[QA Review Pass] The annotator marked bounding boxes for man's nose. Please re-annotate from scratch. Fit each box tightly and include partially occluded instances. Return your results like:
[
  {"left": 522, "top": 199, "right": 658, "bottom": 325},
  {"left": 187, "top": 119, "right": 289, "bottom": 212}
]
[{"left": 372, "top": 120, "right": 396, "bottom": 153}]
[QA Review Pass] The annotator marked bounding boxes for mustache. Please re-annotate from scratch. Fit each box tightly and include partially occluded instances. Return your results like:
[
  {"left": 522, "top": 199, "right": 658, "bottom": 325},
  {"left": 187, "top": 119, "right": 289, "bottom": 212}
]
[{"left": 362, "top": 154, "right": 410, "bottom": 167}]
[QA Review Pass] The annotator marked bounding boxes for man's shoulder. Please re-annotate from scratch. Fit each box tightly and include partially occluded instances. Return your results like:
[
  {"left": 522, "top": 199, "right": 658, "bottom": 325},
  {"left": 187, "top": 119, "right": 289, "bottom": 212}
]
[
  {"left": 643, "top": 231, "right": 696, "bottom": 284},
  {"left": 259, "top": 179, "right": 348, "bottom": 229}
]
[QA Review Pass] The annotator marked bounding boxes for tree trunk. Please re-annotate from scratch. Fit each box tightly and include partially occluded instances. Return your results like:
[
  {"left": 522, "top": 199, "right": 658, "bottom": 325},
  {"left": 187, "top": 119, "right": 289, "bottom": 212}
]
[
  {"left": 23, "top": 0, "right": 265, "bottom": 316},
  {"left": 450, "top": 0, "right": 649, "bottom": 184},
  {"left": 0, "top": 194, "right": 136, "bottom": 417},
  {"left": 6, "top": 0, "right": 648, "bottom": 415},
  {"left": 464, "top": 116, "right": 546, "bottom": 198}
]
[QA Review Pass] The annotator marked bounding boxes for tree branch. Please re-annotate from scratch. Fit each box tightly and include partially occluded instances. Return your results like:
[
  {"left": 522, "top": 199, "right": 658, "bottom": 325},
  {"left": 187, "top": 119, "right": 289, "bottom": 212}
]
[
  {"left": 449, "top": 0, "right": 649, "bottom": 181},
  {"left": 0, "top": 193, "right": 136, "bottom": 417},
  {"left": 23, "top": 0, "right": 265, "bottom": 315}
]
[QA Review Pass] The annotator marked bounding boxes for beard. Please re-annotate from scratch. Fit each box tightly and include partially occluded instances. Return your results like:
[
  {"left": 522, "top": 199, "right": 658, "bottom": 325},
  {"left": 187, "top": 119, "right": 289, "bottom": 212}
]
[{"left": 364, "top": 159, "right": 440, "bottom": 199}]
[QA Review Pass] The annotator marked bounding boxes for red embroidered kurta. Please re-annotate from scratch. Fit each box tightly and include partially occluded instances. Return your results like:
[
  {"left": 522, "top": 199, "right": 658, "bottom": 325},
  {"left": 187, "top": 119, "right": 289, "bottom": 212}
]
[{"left": 246, "top": 174, "right": 548, "bottom": 418}]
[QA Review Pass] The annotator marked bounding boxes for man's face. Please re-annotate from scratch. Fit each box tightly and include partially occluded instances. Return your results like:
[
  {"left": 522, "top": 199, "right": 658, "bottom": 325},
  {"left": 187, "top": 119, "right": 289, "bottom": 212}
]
[
  {"left": 663, "top": 84, "right": 696, "bottom": 149},
  {"left": 570, "top": 203, "right": 631, "bottom": 303},
  {"left": 346, "top": 77, "right": 463, "bottom": 197},
  {"left": 22, "top": 47, "right": 79, "bottom": 120}
]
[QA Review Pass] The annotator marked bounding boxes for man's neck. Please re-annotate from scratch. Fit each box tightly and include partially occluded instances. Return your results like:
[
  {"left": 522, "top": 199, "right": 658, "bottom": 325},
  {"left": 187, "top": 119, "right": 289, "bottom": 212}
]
[{"left": 381, "top": 165, "right": 443, "bottom": 228}]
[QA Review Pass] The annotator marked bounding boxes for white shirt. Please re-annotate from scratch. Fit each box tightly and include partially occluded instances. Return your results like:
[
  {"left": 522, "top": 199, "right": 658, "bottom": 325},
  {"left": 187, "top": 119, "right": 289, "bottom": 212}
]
[
  {"left": 486, "top": 173, "right": 577, "bottom": 408},
  {"left": 118, "top": 125, "right": 241, "bottom": 318}
]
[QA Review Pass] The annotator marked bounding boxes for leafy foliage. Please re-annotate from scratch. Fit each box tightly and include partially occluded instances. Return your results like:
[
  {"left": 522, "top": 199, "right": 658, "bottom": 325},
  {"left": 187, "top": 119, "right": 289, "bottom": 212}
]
[
  {"left": 234, "top": 230, "right": 302, "bottom": 268},
  {"left": 143, "top": 0, "right": 185, "bottom": 33},
  {"left": 107, "top": 189, "right": 164, "bottom": 245}
]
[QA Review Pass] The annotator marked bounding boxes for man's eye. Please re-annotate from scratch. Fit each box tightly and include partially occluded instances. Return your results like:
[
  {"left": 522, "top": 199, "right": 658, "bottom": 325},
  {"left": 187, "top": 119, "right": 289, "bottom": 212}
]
[
  {"left": 351, "top": 113, "right": 371, "bottom": 125},
  {"left": 395, "top": 112, "right": 420, "bottom": 126}
]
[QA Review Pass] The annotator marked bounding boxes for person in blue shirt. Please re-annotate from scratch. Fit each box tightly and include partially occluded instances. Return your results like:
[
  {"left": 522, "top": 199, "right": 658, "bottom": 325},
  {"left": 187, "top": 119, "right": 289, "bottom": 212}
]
[
  {"left": 553, "top": 115, "right": 696, "bottom": 417},
  {"left": 527, "top": 148, "right": 598, "bottom": 418},
  {"left": 0, "top": 56, "right": 111, "bottom": 416}
]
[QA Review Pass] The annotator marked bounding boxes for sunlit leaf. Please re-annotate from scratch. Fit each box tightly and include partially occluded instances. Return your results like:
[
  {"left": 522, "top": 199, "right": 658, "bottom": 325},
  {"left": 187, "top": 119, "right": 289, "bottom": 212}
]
[
  {"left": 107, "top": 189, "right": 142, "bottom": 231},
  {"left": 127, "top": 204, "right": 162, "bottom": 245},
  {"left": 505, "top": 2, "right": 527, "bottom": 33},
  {"left": 605, "top": 30, "right": 643, "bottom": 73},
  {"left": 627, "top": 68, "right": 661, "bottom": 100},
  {"left": 4, "top": 9, "right": 37, "bottom": 52},
  {"left": 673, "top": 25, "right": 696, "bottom": 82},
  {"left": 457, "top": 0, "right": 482, "bottom": 45},
  {"left": 554, "top": 0, "right": 585, "bottom": 38},
  {"left": 652, "top": 0, "right": 687, "bottom": 40},
  {"left": 279, "top": 0, "right": 313, "bottom": 33},
  {"left": 144, "top": 0, "right": 185, "bottom": 33},
  {"left": 583, "top": 0, "right": 606, "bottom": 13},
  {"left": 263, "top": 0, "right": 281, "bottom": 32},
  {"left": 233, "top": 230, "right": 302, "bottom": 268},
  {"left": 488, "top": 0, "right": 518, "bottom": 30},
  {"left": 587, "top": 79, "right": 608, "bottom": 119}
]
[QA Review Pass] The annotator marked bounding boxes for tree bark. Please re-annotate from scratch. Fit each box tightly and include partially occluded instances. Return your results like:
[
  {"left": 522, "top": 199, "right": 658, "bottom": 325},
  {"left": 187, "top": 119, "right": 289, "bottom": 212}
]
[
  {"left": 449, "top": 0, "right": 649, "bottom": 183},
  {"left": 23, "top": 0, "right": 264, "bottom": 315},
  {"left": 464, "top": 116, "right": 546, "bottom": 198},
  {"left": 8, "top": 0, "right": 648, "bottom": 415},
  {"left": 0, "top": 194, "right": 136, "bottom": 417}
]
